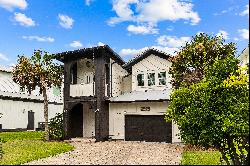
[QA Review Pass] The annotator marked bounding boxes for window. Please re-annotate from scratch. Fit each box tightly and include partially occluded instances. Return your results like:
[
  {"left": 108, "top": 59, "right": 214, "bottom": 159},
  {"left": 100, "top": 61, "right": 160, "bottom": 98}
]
[
  {"left": 158, "top": 72, "right": 166, "bottom": 85},
  {"left": 148, "top": 73, "right": 155, "bottom": 86},
  {"left": 20, "top": 87, "right": 25, "bottom": 93},
  {"left": 86, "top": 61, "right": 91, "bottom": 68},
  {"left": 137, "top": 74, "right": 144, "bottom": 86},
  {"left": 86, "top": 75, "right": 91, "bottom": 84},
  {"left": 53, "top": 86, "right": 60, "bottom": 96}
]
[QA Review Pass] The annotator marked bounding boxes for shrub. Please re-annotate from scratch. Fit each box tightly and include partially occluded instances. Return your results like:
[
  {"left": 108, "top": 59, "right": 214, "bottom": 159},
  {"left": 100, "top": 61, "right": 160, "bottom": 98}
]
[
  {"left": 48, "top": 113, "right": 64, "bottom": 140},
  {"left": 166, "top": 56, "right": 249, "bottom": 165}
]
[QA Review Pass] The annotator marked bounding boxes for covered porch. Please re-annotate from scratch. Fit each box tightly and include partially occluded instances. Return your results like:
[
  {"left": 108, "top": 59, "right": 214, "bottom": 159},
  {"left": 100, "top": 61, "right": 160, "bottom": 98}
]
[{"left": 66, "top": 102, "right": 96, "bottom": 138}]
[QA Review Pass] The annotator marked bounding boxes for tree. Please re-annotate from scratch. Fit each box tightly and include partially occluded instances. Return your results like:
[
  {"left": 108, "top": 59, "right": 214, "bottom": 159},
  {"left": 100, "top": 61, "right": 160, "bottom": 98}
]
[
  {"left": 12, "top": 50, "right": 63, "bottom": 141},
  {"left": 169, "top": 33, "right": 236, "bottom": 89},
  {"left": 165, "top": 56, "right": 249, "bottom": 165}
]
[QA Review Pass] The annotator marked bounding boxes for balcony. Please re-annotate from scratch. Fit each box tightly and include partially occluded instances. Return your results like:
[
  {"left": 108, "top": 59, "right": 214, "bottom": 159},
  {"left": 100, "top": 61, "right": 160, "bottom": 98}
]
[
  {"left": 70, "top": 83, "right": 95, "bottom": 97},
  {"left": 70, "top": 83, "right": 108, "bottom": 97}
]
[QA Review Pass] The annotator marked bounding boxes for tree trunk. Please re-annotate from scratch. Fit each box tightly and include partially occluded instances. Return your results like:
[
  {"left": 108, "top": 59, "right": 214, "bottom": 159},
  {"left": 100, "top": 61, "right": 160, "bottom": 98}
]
[{"left": 43, "top": 88, "right": 49, "bottom": 141}]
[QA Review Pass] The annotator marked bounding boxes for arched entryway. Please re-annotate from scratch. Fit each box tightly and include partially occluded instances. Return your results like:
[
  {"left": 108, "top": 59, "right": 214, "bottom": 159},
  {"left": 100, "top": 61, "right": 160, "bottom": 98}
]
[{"left": 69, "top": 103, "right": 83, "bottom": 138}]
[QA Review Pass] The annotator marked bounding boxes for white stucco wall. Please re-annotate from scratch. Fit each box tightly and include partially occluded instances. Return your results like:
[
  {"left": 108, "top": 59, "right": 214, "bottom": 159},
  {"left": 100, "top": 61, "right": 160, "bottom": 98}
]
[
  {"left": 131, "top": 54, "right": 172, "bottom": 91},
  {"left": 111, "top": 59, "right": 128, "bottom": 97},
  {"left": 77, "top": 58, "right": 94, "bottom": 84},
  {"left": 121, "top": 75, "right": 132, "bottom": 95},
  {"left": 109, "top": 102, "right": 181, "bottom": 143},
  {"left": 0, "top": 99, "right": 63, "bottom": 129}
]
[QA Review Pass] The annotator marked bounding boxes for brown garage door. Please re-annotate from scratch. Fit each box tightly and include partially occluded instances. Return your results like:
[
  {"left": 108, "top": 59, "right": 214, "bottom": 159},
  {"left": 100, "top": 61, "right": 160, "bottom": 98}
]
[{"left": 125, "top": 115, "right": 172, "bottom": 142}]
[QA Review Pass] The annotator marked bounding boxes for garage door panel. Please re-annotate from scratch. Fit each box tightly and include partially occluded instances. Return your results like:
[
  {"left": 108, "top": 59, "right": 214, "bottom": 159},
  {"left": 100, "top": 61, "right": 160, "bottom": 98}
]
[{"left": 125, "top": 115, "right": 172, "bottom": 142}]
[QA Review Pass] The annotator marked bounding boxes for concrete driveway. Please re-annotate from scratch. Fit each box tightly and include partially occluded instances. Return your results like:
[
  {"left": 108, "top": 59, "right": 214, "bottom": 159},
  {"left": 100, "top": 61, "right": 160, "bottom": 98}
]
[{"left": 25, "top": 139, "right": 184, "bottom": 165}]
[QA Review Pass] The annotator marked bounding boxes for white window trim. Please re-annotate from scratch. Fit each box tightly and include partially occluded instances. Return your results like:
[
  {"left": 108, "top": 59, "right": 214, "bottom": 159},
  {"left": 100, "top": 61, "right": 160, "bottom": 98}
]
[
  {"left": 136, "top": 70, "right": 169, "bottom": 88},
  {"left": 137, "top": 72, "right": 145, "bottom": 87},
  {"left": 158, "top": 71, "right": 167, "bottom": 86}
]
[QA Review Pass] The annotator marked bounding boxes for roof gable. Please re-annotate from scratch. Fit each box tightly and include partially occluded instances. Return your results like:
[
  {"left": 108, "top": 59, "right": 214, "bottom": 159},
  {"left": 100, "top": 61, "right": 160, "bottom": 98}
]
[{"left": 124, "top": 48, "right": 172, "bottom": 72}]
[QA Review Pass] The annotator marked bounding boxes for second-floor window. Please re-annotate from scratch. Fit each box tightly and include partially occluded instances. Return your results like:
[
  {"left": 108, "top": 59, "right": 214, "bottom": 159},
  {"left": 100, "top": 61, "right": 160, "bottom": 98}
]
[
  {"left": 148, "top": 73, "right": 155, "bottom": 86},
  {"left": 137, "top": 74, "right": 144, "bottom": 86},
  {"left": 158, "top": 72, "right": 166, "bottom": 85},
  {"left": 86, "top": 75, "right": 91, "bottom": 84}
]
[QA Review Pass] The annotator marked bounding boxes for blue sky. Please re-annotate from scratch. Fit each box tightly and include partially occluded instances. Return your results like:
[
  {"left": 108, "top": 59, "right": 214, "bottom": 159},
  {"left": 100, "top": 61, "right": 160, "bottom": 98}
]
[{"left": 0, "top": 0, "right": 249, "bottom": 66}]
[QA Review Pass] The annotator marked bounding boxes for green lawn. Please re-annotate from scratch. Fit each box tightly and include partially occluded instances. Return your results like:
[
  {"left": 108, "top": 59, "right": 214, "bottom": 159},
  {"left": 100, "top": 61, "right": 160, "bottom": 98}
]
[
  {"left": 181, "top": 150, "right": 226, "bottom": 165},
  {"left": 0, "top": 131, "right": 74, "bottom": 165}
]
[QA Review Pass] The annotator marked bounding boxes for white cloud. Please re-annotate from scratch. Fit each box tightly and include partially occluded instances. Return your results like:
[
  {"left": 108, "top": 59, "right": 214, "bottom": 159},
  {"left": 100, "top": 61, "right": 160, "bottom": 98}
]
[
  {"left": 238, "top": 29, "right": 249, "bottom": 40},
  {"left": 108, "top": 0, "right": 138, "bottom": 25},
  {"left": 127, "top": 24, "right": 158, "bottom": 34},
  {"left": 119, "top": 47, "right": 148, "bottom": 57},
  {"left": 240, "top": 5, "right": 249, "bottom": 16},
  {"left": 216, "top": 30, "right": 229, "bottom": 40},
  {"left": 14, "top": 13, "right": 36, "bottom": 27},
  {"left": 22, "top": 36, "right": 55, "bottom": 42},
  {"left": 97, "top": 42, "right": 105, "bottom": 46},
  {"left": 85, "top": 0, "right": 94, "bottom": 6},
  {"left": 0, "top": 53, "right": 9, "bottom": 61},
  {"left": 0, "top": 0, "right": 27, "bottom": 11},
  {"left": 108, "top": 0, "right": 200, "bottom": 28},
  {"left": 69, "top": 41, "right": 83, "bottom": 48},
  {"left": 166, "top": 26, "right": 174, "bottom": 31},
  {"left": 156, "top": 35, "right": 190, "bottom": 48},
  {"left": 119, "top": 46, "right": 179, "bottom": 57},
  {"left": 213, "top": 6, "right": 235, "bottom": 16},
  {"left": 233, "top": 37, "right": 239, "bottom": 41},
  {"left": 58, "top": 14, "right": 74, "bottom": 29}
]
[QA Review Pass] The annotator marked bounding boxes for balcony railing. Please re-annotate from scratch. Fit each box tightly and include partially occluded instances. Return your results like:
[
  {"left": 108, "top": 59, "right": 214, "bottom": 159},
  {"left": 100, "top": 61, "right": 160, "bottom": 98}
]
[
  {"left": 70, "top": 83, "right": 109, "bottom": 97},
  {"left": 70, "top": 83, "right": 95, "bottom": 97}
]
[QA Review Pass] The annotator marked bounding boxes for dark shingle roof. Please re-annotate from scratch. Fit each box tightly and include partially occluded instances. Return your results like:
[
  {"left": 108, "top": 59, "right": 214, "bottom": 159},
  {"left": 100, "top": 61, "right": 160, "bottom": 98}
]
[{"left": 55, "top": 45, "right": 125, "bottom": 65}]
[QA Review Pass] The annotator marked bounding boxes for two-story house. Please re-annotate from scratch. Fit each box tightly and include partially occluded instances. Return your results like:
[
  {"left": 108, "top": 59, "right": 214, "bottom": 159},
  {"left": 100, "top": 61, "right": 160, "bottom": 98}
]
[
  {"left": 0, "top": 66, "right": 63, "bottom": 131},
  {"left": 56, "top": 45, "right": 181, "bottom": 143}
]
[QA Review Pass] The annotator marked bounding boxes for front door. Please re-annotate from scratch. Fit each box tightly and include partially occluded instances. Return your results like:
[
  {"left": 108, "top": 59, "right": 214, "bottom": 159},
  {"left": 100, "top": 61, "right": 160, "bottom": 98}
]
[
  {"left": 27, "top": 110, "right": 34, "bottom": 130},
  {"left": 69, "top": 104, "right": 83, "bottom": 138}
]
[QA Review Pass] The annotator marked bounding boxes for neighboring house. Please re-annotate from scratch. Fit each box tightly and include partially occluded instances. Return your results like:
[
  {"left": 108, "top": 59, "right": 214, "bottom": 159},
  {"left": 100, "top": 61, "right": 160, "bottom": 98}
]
[
  {"left": 0, "top": 66, "right": 63, "bottom": 131},
  {"left": 238, "top": 45, "right": 249, "bottom": 67},
  {"left": 56, "top": 45, "right": 181, "bottom": 143}
]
